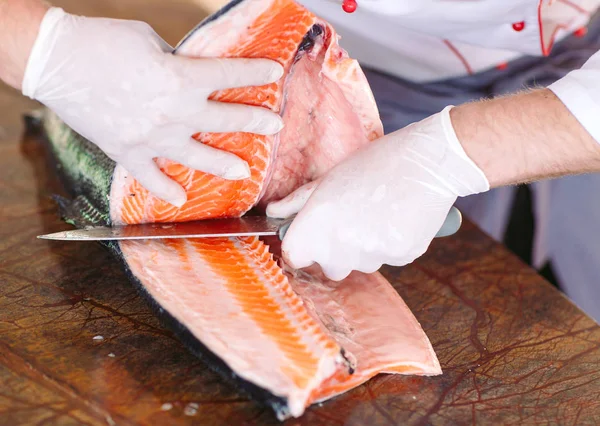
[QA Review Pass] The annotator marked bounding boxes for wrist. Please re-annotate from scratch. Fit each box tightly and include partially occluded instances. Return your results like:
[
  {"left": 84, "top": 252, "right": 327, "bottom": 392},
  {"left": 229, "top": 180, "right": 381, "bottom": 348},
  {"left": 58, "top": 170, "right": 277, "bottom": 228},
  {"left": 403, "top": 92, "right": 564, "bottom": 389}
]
[
  {"left": 437, "top": 106, "right": 490, "bottom": 196},
  {"left": 450, "top": 101, "right": 505, "bottom": 188},
  {"left": 0, "top": 0, "right": 50, "bottom": 90}
]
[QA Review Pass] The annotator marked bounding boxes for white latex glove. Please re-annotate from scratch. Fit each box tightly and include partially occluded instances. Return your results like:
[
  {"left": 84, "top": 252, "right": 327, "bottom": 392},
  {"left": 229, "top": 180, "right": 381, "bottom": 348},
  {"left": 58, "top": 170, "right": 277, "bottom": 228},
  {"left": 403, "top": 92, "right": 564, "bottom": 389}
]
[
  {"left": 22, "top": 8, "right": 284, "bottom": 207},
  {"left": 266, "top": 106, "right": 490, "bottom": 281}
]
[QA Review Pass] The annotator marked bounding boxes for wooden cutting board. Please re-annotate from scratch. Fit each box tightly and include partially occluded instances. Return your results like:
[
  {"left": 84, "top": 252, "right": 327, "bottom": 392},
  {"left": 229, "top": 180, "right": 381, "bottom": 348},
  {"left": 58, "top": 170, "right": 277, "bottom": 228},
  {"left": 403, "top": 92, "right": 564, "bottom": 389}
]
[{"left": 1, "top": 1, "right": 600, "bottom": 424}]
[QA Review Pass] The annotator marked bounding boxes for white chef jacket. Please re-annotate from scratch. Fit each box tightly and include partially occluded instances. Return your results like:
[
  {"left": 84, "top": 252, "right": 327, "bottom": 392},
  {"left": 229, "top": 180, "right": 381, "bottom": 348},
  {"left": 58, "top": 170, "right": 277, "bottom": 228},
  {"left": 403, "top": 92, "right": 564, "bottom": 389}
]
[
  {"left": 550, "top": 52, "right": 600, "bottom": 143},
  {"left": 300, "top": 0, "right": 600, "bottom": 83}
]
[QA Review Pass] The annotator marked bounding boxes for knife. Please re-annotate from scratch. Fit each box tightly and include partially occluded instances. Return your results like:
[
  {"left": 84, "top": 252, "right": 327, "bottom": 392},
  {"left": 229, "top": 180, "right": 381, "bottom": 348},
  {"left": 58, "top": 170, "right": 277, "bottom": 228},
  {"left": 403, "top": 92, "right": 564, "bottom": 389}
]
[{"left": 37, "top": 206, "right": 463, "bottom": 242}]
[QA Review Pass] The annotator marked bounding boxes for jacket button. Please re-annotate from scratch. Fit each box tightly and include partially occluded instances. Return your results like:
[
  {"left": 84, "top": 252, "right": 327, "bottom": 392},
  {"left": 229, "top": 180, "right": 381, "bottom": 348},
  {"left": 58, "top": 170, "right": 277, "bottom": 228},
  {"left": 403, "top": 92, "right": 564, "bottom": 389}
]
[
  {"left": 496, "top": 62, "right": 508, "bottom": 71},
  {"left": 512, "top": 21, "right": 526, "bottom": 32},
  {"left": 575, "top": 27, "right": 588, "bottom": 37},
  {"left": 342, "top": 0, "right": 357, "bottom": 13}
]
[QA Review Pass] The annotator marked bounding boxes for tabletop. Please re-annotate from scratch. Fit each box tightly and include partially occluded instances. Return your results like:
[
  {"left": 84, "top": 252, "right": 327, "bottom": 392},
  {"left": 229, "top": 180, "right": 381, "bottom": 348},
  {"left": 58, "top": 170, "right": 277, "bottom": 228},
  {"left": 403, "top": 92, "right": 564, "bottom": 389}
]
[{"left": 2, "top": 1, "right": 600, "bottom": 425}]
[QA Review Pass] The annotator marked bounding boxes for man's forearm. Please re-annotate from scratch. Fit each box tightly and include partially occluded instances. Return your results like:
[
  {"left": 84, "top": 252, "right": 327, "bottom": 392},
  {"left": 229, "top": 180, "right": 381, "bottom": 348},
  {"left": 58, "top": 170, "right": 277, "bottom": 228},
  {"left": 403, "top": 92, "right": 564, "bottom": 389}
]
[
  {"left": 0, "top": 0, "right": 49, "bottom": 90},
  {"left": 450, "top": 88, "right": 600, "bottom": 188}
]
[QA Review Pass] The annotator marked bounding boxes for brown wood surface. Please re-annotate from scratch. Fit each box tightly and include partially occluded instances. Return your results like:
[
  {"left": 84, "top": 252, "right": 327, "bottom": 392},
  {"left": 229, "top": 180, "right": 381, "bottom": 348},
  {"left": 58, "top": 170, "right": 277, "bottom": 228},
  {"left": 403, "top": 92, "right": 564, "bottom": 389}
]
[{"left": 2, "top": 1, "right": 600, "bottom": 424}]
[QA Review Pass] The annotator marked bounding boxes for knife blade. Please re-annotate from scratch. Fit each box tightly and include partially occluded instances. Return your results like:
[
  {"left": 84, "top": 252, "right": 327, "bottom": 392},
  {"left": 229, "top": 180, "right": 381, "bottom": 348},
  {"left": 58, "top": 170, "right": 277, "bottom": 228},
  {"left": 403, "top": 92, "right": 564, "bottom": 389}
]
[{"left": 37, "top": 206, "right": 462, "bottom": 242}]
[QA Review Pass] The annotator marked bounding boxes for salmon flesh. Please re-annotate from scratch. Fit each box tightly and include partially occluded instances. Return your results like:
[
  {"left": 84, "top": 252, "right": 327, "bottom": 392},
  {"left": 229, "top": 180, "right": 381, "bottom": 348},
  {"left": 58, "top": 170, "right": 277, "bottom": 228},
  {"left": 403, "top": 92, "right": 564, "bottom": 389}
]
[{"left": 38, "top": 0, "right": 441, "bottom": 419}]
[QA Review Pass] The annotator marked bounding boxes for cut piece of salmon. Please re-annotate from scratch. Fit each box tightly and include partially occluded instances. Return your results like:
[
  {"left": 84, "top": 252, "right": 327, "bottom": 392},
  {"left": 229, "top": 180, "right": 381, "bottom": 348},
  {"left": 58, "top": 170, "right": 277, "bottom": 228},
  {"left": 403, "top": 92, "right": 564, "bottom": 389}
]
[
  {"left": 42, "top": 0, "right": 442, "bottom": 420},
  {"left": 109, "top": 0, "right": 381, "bottom": 224},
  {"left": 110, "top": 0, "right": 315, "bottom": 224}
]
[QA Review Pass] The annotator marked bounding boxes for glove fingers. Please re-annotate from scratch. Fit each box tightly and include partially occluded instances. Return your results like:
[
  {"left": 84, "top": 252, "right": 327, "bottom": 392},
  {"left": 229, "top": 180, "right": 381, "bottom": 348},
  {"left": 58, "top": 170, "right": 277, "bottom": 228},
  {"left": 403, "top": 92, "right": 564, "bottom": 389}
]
[
  {"left": 321, "top": 264, "right": 353, "bottom": 282},
  {"left": 196, "top": 101, "right": 283, "bottom": 135},
  {"left": 356, "top": 262, "right": 383, "bottom": 275},
  {"left": 266, "top": 180, "right": 320, "bottom": 219},
  {"left": 319, "top": 243, "right": 360, "bottom": 281},
  {"left": 123, "top": 158, "right": 187, "bottom": 207},
  {"left": 281, "top": 244, "right": 315, "bottom": 271},
  {"left": 181, "top": 57, "right": 284, "bottom": 91},
  {"left": 166, "top": 139, "right": 251, "bottom": 180}
]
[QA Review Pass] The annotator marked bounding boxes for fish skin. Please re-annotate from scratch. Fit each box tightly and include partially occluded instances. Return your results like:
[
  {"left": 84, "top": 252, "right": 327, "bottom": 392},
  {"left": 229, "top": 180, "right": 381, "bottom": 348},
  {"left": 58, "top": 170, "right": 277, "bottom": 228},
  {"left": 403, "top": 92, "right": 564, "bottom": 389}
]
[{"left": 40, "top": 109, "right": 113, "bottom": 227}]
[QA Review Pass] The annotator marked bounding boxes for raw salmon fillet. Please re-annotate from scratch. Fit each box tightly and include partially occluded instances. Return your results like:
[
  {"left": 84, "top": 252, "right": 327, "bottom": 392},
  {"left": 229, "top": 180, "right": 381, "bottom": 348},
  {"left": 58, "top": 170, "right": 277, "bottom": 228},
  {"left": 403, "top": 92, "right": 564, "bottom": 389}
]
[{"left": 40, "top": 0, "right": 441, "bottom": 420}]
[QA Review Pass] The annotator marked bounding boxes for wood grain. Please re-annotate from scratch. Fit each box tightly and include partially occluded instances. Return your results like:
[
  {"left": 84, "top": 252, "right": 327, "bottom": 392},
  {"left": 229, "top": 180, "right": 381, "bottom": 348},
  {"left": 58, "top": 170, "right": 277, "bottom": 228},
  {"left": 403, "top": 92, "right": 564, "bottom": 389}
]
[{"left": 1, "top": 1, "right": 600, "bottom": 424}]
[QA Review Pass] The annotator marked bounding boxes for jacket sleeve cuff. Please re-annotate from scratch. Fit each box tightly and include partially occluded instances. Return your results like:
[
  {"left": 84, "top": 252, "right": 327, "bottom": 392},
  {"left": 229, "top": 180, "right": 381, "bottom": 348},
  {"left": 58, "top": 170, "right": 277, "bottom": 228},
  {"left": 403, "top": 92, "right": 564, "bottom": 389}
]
[{"left": 549, "top": 74, "right": 600, "bottom": 145}]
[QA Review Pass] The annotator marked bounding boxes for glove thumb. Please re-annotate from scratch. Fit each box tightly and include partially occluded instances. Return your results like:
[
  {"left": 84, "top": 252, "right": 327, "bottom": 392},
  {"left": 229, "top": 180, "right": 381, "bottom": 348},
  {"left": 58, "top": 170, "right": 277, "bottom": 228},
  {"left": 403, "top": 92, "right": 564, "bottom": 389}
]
[{"left": 266, "top": 179, "right": 320, "bottom": 219}]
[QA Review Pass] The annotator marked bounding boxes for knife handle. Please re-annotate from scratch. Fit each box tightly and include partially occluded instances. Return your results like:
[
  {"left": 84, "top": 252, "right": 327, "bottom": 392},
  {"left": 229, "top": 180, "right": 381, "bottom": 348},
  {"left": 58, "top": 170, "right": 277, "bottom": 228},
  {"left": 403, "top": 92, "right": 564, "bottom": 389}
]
[
  {"left": 277, "top": 206, "right": 462, "bottom": 240},
  {"left": 436, "top": 206, "right": 462, "bottom": 238},
  {"left": 277, "top": 216, "right": 295, "bottom": 240}
]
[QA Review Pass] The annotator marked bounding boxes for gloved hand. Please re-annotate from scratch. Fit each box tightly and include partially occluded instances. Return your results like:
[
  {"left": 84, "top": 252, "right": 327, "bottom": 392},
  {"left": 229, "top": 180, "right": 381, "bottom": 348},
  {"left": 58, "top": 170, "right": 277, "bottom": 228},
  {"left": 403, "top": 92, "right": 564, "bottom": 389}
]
[
  {"left": 23, "top": 8, "right": 284, "bottom": 207},
  {"left": 266, "top": 106, "right": 490, "bottom": 281}
]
